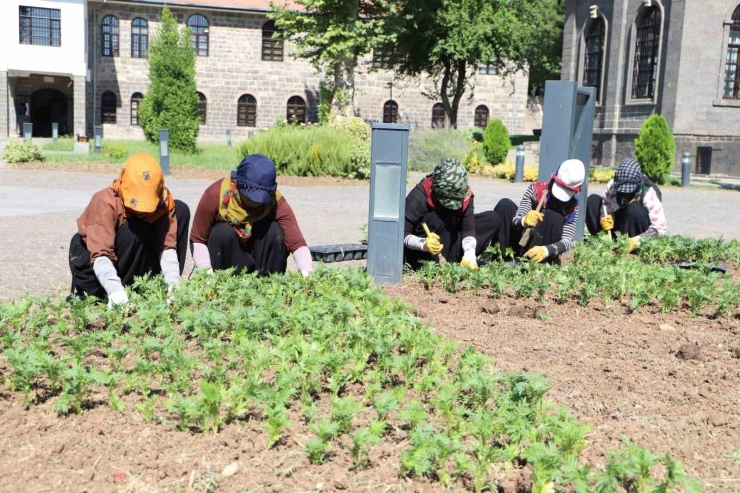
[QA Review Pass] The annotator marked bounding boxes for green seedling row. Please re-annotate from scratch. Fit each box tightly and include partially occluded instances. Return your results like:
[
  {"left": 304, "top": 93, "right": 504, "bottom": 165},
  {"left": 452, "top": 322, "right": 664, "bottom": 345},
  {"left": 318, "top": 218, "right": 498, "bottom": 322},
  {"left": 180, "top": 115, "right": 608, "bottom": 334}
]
[{"left": 0, "top": 267, "right": 697, "bottom": 491}]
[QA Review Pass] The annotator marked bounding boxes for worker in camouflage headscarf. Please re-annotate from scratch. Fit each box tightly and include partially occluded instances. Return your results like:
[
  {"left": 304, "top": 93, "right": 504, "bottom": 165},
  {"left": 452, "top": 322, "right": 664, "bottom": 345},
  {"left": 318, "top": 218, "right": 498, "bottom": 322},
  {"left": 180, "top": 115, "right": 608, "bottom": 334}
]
[{"left": 403, "top": 159, "right": 501, "bottom": 270}]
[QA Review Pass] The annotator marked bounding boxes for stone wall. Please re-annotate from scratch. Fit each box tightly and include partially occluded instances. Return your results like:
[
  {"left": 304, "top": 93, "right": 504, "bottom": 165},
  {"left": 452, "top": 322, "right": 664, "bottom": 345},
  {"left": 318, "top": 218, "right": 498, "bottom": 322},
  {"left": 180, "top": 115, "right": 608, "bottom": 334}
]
[
  {"left": 87, "top": 3, "right": 528, "bottom": 142},
  {"left": 0, "top": 71, "right": 7, "bottom": 138}
]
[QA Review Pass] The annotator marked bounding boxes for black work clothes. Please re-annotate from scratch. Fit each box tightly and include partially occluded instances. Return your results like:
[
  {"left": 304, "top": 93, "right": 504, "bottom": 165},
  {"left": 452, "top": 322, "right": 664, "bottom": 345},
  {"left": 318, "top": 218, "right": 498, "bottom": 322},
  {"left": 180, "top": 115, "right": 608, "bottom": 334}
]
[
  {"left": 69, "top": 200, "right": 190, "bottom": 298},
  {"left": 207, "top": 220, "right": 288, "bottom": 276},
  {"left": 494, "top": 198, "right": 565, "bottom": 260},
  {"left": 586, "top": 194, "right": 651, "bottom": 238}
]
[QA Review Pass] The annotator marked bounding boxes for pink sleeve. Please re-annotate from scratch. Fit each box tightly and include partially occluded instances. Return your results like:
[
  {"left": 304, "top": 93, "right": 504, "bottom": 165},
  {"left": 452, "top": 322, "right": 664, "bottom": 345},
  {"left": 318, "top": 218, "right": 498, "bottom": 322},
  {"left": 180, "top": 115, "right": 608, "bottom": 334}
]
[
  {"left": 642, "top": 188, "right": 667, "bottom": 235},
  {"left": 602, "top": 181, "right": 618, "bottom": 216}
]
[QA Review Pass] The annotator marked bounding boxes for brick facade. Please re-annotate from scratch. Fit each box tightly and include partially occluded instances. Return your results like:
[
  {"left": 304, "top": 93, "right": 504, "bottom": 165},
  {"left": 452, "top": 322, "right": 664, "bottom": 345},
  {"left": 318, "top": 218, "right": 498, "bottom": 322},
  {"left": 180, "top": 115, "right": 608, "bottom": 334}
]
[
  {"left": 563, "top": 0, "right": 740, "bottom": 177},
  {"left": 85, "top": 2, "right": 527, "bottom": 142}
]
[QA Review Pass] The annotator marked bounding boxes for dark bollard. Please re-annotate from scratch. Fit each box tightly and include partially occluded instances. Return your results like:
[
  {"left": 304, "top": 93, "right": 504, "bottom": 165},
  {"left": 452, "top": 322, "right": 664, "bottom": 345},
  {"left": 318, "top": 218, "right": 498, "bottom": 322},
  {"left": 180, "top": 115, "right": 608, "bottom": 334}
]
[
  {"left": 52, "top": 123, "right": 58, "bottom": 142},
  {"left": 159, "top": 129, "right": 170, "bottom": 175},
  {"left": 682, "top": 151, "right": 691, "bottom": 188},
  {"left": 226, "top": 130, "right": 232, "bottom": 147},
  {"left": 514, "top": 145, "right": 526, "bottom": 183},
  {"left": 23, "top": 123, "right": 33, "bottom": 142},
  {"left": 94, "top": 126, "right": 103, "bottom": 153}
]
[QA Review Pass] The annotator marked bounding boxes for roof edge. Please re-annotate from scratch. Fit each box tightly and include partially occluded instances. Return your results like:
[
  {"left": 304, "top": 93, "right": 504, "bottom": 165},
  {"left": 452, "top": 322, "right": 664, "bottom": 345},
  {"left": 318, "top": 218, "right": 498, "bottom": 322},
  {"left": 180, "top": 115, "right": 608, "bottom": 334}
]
[{"left": 98, "top": 0, "right": 273, "bottom": 14}]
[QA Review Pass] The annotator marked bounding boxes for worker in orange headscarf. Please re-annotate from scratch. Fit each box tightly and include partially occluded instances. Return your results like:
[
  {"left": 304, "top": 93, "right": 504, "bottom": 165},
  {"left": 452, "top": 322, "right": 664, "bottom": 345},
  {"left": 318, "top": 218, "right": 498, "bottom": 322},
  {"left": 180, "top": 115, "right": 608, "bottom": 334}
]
[{"left": 68, "top": 153, "right": 190, "bottom": 307}]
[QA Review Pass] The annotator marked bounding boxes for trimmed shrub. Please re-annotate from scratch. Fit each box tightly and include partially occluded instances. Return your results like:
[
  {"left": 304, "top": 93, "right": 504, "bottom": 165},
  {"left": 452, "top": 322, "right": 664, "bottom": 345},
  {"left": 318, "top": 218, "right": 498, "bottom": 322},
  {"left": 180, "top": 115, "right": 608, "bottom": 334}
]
[
  {"left": 102, "top": 143, "right": 129, "bottom": 160},
  {"left": 462, "top": 141, "right": 486, "bottom": 174},
  {"left": 2, "top": 141, "right": 44, "bottom": 163},
  {"left": 634, "top": 114, "right": 676, "bottom": 184},
  {"left": 237, "top": 126, "right": 355, "bottom": 177},
  {"left": 480, "top": 160, "right": 538, "bottom": 182},
  {"left": 331, "top": 117, "right": 371, "bottom": 179},
  {"left": 331, "top": 116, "right": 371, "bottom": 143},
  {"left": 483, "top": 119, "right": 511, "bottom": 165},
  {"left": 409, "top": 130, "right": 470, "bottom": 172}
]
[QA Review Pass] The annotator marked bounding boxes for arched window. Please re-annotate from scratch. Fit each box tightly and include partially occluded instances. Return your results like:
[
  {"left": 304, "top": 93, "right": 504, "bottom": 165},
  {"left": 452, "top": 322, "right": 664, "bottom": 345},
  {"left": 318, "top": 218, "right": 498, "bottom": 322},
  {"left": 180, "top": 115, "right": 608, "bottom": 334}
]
[
  {"left": 724, "top": 7, "right": 740, "bottom": 99},
  {"left": 197, "top": 92, "right": 207, "bottom": 125},
  {"left": 431, "top": 103, "right": 446, "bottom": 128},
  {"left": 262, "top": 21, "right": 284, "bottom": 62},
  {"left": 237, "top": 94, "right": 257, "bottom": 127},
  {"left": 101, "top": 15, "right": 119, "bottom": 57},
  {"left": 474, "top": 105, "right": 489, "bottom": 128},
  {"left": 287, "top": 96, "right": 306, "bottom": 123},
  {"left": 131, "top": 92, "right": 144, "bottom": 126},
  {"left": 383, "top": 100, "right": 398, "bottom": 124},
  {"left": 583, "top": 17, "right": 605, "bottom": 101},
  {"left": 631, "top": 6, "right": 661, "bottom": 100},
  {"left": 131, "top": 18, "right": 149, "bottom": 59},
  {"left": 188, "top": 15, "right": 209, "bottom": 57},
  {"left": 101, "top": 91, "right": 117, "bottom": 124}
]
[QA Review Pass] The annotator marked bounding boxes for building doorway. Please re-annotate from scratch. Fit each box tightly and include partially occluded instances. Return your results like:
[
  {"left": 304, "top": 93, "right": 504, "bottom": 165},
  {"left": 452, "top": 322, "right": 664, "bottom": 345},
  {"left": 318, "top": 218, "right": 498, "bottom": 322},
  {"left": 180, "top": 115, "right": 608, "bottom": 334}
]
[{"left": 31, "top": 88, "right": 68, "bottom": 137}]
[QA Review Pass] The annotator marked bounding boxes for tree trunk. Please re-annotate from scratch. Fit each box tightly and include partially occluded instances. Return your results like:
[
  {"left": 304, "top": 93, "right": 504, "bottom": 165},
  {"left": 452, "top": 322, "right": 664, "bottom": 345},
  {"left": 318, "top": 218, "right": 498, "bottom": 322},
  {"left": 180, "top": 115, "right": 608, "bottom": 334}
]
[
  {"left": 330, "top": 0, "right": 359, "bottom": 119},
  {"left": 440, "top": 58, "right": 453, "bottom": 128},
  {"left": 449, "top": 59, "right": 467, "bottom": 129},
  {"left": 439, "top": 58, "right": 467, "bottom": 129}
]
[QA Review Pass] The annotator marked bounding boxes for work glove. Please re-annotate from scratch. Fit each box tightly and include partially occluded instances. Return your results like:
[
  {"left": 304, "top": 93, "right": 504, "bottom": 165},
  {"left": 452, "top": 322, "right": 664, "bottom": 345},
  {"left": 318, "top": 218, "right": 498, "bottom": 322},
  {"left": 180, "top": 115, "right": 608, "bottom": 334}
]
[
  {"left": 424, "top": 232, "right": 444, "bottom": 256},
  {"left": 166, "top": 283, "right": 177, "bottom": 306},
  {"left": 628, "top": 236, "right": 641, "bottom": 252},
  {"left": 600, "top": 215, "right": 614, "bottom": 232},
  {"left": 523, "top": 246, "right": 548, "bottom": 263},
  {"left": 523, "top": 210, "right": 544, "bottom": 228},
  {"left": 107, "top": 290, "right": 129, "bottom": 309},
  {"left": 460, "top": 250, "right": 478, "bottom": 270}
]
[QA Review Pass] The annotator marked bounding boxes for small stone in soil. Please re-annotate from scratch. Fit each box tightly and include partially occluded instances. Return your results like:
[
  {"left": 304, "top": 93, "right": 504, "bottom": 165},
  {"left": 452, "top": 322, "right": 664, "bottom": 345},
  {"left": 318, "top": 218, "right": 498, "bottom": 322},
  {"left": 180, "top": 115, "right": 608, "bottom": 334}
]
[
  {"left": 731, "top": 347, "right": 740, "bottom": 359},
  {"left": 482, "top": 300, "right": 501, "bottom": 314},
  {"left": 534, "top": 306, "right": 547, "bottom": 320},
  {"left": 677, "top": 343, "right": 701, "bottom": 361}
]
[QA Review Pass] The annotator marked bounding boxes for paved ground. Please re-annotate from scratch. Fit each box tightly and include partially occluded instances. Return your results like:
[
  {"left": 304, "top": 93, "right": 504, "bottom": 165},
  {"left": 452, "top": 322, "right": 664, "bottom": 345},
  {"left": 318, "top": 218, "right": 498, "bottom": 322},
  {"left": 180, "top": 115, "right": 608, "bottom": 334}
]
[{"left": 0, "top": 167, "right": 739, "bottom": 301}]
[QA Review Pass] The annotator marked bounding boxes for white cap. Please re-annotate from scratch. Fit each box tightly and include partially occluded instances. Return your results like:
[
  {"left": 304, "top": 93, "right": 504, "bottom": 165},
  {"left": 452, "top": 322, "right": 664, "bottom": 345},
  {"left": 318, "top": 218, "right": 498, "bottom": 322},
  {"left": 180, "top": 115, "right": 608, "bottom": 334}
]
[{"left": 551, "top": 159, "right": 585, "bottom": 202}]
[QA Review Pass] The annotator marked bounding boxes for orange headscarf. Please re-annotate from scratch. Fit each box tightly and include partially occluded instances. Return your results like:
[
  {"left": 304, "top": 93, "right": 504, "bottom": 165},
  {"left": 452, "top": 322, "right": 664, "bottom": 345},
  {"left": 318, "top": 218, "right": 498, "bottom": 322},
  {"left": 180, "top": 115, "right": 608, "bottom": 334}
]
[{"left": 110, "top": 153, "right": 174, "bottom": 223}]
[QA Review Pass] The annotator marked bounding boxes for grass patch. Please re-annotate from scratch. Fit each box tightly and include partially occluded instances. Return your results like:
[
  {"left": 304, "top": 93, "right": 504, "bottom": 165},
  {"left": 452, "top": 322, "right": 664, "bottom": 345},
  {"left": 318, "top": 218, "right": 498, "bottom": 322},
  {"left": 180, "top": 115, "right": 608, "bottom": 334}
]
[
  {"left": 409, "top": 129, "right": 472, "bottom": 173},
  {"left": 40, "top": 138, "right": 75, "bottom": 152}
]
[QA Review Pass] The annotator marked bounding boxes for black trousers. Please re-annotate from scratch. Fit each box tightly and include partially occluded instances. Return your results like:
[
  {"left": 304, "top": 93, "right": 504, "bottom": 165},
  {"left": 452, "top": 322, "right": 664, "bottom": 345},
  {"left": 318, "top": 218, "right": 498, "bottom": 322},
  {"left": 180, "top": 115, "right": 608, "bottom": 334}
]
[
  {"left": 69, "top": 200, "right": 190, "bottom": 298},
  {"left": 586, "top": 194, "right": 651, "bottom": 238},
  {"left": 208, "top": 221, "right": 288, "bottom": 276},
  {"left": 404, "top": 210, "right": 500, "bottom": 269},
  {"left": 494, "top": 198, "right": 565, "bottom": 257}
]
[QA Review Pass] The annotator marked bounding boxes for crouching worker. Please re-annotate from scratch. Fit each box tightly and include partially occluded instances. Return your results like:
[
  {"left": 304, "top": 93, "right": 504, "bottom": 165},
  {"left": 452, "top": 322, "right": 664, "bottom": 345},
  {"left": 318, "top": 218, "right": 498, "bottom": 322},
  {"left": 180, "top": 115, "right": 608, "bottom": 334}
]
[
  {"left": 495, "top": 159, "right": 585, "bottom": 263},
  {"left": 69, "top": 153, "right": 190, "bottom": 307},
  {"left": 189, "top": 154, "right": 313, "bottom": 276},
  {"left": 585, "top": 158, "right": 667, "bottom": 250},
  {"left": 404, "top": 159, "right": 500, "bottom": 270}
]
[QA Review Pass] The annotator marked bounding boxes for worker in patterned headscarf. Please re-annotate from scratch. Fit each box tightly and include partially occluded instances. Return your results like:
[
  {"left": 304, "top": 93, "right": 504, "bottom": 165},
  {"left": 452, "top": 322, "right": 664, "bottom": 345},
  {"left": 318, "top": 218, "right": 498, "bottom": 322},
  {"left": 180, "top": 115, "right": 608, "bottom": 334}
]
[
  {"left": 69, "top": 153, "right": 190, "bottom": 307},
  {"left": 404, "top": 158, "right": 501, "bottom": 270},
  {"left": 586, "top": 158, "right": 667, "bottom": 251},
  {"left": 189, "top": 154, "right": 313, "bottom": 277}
]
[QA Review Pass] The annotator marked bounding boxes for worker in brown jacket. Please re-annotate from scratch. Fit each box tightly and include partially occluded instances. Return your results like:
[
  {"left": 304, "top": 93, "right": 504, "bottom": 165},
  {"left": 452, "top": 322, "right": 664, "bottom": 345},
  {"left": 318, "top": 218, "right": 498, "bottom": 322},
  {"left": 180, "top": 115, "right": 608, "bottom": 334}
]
[{"left": 68, "top": 153, "right": 190, "bottom": 307}]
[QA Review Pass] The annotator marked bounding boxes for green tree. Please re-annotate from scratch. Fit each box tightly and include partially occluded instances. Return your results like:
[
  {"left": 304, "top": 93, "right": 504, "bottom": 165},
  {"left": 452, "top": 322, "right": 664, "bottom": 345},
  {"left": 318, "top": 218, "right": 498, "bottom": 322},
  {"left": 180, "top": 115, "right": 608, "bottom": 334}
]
[
  {"left": 139, "top": 7, "right": 200, "bottom": 153},
  {"left": 525, "top": 0, "right": 565, "bottom": 95},
  {"left": 270, "top": 0, "right": 396, "bottom": 120},
  {"left": 634, "top": 115, "right": 676, "bottom": 184},
  {"left": 391, "top": 0, "right": 545, "bottom": 128},
  {"left": 483, "top": 119, "right": 510, "bottom": 165}
]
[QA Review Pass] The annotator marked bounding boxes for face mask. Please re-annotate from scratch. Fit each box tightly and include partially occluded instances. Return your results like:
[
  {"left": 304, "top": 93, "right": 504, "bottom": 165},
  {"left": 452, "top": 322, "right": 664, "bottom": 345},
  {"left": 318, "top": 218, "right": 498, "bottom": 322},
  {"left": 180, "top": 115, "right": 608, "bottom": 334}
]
[
  {"left": 616, "top": 192, "right": 635, "bottom": 208},
  {"left": 547, "top": 183, "right": 567, "bottom": 207}
]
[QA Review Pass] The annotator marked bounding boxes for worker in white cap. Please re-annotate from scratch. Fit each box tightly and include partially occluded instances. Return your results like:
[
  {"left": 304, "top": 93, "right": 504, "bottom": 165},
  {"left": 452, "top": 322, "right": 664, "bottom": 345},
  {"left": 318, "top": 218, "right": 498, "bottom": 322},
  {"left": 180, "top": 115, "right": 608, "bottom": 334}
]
[{"left": 493, "top": 159, "right": 586, "bottom": 263}]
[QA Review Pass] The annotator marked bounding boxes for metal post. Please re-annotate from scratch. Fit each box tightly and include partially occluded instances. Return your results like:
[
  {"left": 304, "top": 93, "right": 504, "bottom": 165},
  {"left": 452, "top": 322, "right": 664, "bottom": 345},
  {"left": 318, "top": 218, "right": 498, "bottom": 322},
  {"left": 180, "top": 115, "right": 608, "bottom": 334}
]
[
  {"left": 52, "top": 123, "right": 58, "bottom": 142},
  {"left": 93, "top": 125, "right": 103, "bottom": 153},
  {"left": 514, "top": 145, "right": 526, "bottom": 183},
  {"left": 682, "top": 151, "right": 692, "bottom": 188},
  {"left": 226, "top": 130, "right": 232, "bottom": 147},
  {"left": 367, "top": 123, "right": 410, "bottom": 285},
  {"left": 159, "top": 129, "right": 170, "bottom": 175},
  {"left": 23, "top": 123, "right": 33, "bottom": 142}
]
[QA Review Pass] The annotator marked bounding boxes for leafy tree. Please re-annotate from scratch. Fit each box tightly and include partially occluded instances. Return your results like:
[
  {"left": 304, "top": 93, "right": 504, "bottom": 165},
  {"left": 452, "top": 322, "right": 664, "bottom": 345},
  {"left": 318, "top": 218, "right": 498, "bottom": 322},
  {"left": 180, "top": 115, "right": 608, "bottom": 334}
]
[
  {"left": 634, "top": 115, "right": 676, "bottom": 184},
  {"left": 483, "top": 119, "right": 510, "bottom": 165},
  {"left": 391, "top": 0, "right": 545, "bottom": 128},
  {"left": 525, "top": 0, "right": 565, "bottom": 95},
  {"left": 270, "top": 0, "right": 396, "bottom": 120},
  {"left": 139, "top": 7, "right": 200, "bottom": 153}
]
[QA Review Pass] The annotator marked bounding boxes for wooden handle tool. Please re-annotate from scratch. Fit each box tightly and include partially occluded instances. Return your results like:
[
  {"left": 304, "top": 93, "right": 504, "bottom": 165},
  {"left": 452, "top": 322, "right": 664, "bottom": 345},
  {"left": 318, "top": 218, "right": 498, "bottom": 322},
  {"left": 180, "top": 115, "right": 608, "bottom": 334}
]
[
  {"left": 422, "top": 223, "right": 447, "bottom": 267},
  {"left": 519, "top": 193, "right": 547, "bottom": 248},
  {"left": 602, "top": 204, "right": 613, "bottom": 241}
]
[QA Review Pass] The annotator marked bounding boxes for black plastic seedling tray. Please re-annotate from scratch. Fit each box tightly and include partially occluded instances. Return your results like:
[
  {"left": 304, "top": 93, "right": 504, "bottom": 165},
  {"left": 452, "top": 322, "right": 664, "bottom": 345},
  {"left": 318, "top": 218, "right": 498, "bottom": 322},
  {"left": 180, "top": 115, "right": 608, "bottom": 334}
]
[{"left": 309, "top": 244, "right": 368, "bottom": 263}]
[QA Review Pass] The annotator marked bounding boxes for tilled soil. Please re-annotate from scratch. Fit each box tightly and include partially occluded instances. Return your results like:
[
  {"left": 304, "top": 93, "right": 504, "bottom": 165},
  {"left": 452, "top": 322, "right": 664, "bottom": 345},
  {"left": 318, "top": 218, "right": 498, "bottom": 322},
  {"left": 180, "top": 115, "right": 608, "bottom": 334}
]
[{"left": 386, "top": 280, "right": 740, "bottom": 491}]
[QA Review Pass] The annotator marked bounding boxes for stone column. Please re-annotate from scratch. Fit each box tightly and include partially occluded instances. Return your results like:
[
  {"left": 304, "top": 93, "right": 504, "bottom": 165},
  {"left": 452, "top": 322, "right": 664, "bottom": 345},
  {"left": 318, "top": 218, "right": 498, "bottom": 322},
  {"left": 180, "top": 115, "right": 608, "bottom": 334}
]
[
  {"left": 73, "top": 75, "right": 87, "bottom": 138},
  {"left": 0, "top": 71, "right": 8, "bottom": 138}
]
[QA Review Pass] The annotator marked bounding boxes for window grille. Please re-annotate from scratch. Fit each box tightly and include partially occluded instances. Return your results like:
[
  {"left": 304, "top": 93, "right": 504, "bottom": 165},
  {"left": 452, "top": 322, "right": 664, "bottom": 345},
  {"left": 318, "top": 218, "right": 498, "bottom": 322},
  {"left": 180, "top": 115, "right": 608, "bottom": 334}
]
[
  {"left": 237, "top": 94, "right": 257, "bottom": 127},
  {"left": 287, "top": 96, "right": 306, "bottom": 124},
  {"left": 197, "top": 92, "right": 207, "bottom": 125},
  {"left": 102, "top": 15, "right": 119, "bottom": 57},
  {"left": 262, "top": 21, "right": 284, "bottom": 62},
  {"left": 724, "top": 7, "right": 740, "bottom": 99},
  {"left": 432, "top": 103, "right": 446, "bottom": 129},
  {"left": 583, "top": 17, "right": 605, "bottom": 101},
  {"left": 383, "top": 100, "right": 399, "bottom": 124},
  {"left": 474, "top": 105, "right": 489, "bottom": 128},
  {"left": 19, "top": 6, "right": 61, "bottom": 47},
  {"left": 631, "top": 7, "right": 661, "bottom": 100},
  {"left": 131, "top": 18, "right": 149, "bottom": 59},
  {"left": 188, "top": 15, "right": 209, "bottom": 57},
  {"left": 101, "top": 91, "right": 117, "bottom": 124},
  {"left": 131, "top": 92, "right": 143, "bottom": 126}
]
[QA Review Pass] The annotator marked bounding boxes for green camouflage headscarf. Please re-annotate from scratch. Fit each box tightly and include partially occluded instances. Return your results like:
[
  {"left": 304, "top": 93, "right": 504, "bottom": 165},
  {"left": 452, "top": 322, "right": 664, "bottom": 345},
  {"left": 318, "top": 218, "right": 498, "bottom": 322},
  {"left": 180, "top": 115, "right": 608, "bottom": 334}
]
[{"left": 431, "top": 159, "right": 469, "bottom": 210}]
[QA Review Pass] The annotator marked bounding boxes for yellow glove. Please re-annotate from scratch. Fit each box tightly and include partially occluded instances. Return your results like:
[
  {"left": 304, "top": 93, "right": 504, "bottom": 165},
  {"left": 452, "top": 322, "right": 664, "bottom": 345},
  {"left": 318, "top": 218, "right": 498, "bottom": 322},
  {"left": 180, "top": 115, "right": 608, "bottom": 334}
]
[
  {"left": 523, "top": 246, "right": 548, "bottom": 263},
  {"left": 600, "top": 215, "right": 614, "bottom": 232},
  {"left": 422, "top": 223, "right": 444, "bottom": 256},
  {"left": 523, "top": 210, "right": 544, "bottom": 228},
  {"left": 628, "top": 236, "right": 641, "bottom": 252},
  {"left": 461, "top": 257, "right": 478, "bottom": 270}
]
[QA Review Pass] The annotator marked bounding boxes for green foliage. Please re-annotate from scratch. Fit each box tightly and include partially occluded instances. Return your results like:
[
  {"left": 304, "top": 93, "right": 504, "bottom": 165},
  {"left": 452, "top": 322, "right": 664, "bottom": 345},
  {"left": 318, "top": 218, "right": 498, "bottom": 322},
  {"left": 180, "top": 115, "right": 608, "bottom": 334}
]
[
  {"left": 238, "top": 125, "right": 365, "bottom": 177},
  {"left": 634, "top": 115, "right": 677, "bottom": 184},
  {"left": 42, "top": 136, "right": 75, "bottom": 152},
  {"left": 102, "top": 142, "right": 129, "bottom": 160},
  {"left": 409, "top": 129, "right": 471, "bottom": 172},
  {"left": 138, "top": 8, "right": 200, "bottom": 153},
  {"left": 2, "top": 141, "right": 44, "bottom": 163},
  {"left": 526, "top": 0, "right": 565, "bottom": 95},
  {"left": 331, "top": 116, "right": 372, "bottom": 179},
  {"left": 483, "top": 119, "right": 511, "bottom": 165}
]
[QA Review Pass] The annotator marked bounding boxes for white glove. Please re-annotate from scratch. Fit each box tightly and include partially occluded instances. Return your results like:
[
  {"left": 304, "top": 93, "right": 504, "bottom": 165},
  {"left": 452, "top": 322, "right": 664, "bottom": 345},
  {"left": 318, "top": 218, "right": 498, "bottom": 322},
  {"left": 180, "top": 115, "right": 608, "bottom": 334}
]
[
  {"left": 300, "top": 269, "right": 313, "bottom": 278},
  {"left": 107, "top": 290, "right": 129, "bottom": 309},
  {"left": 462, "top": 249, "right": 478, "bottom": 269},
  {"left": 206, "top": 268, "right": 214, "bottom": 275},
  {"left": 167, "top": 283, "right": 176, "bottom": 305}
]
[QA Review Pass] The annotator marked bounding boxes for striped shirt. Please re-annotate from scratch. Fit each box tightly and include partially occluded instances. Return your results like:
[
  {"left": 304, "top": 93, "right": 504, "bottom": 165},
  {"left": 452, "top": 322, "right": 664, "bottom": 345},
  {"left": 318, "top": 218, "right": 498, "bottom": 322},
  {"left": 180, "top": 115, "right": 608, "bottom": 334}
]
[
  {"left": 513, "top": 184, "right": 578, "bottom": 258},
  {"left": 599, "top": 180, "right": 667, "bottom": 240}
]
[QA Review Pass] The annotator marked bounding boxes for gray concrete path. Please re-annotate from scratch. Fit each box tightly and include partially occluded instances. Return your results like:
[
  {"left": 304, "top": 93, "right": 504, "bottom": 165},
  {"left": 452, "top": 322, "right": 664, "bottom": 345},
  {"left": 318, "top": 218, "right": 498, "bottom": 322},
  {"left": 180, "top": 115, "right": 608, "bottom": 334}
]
[{"left": 0, "top": 168, "right": 738, "bottom": 301}]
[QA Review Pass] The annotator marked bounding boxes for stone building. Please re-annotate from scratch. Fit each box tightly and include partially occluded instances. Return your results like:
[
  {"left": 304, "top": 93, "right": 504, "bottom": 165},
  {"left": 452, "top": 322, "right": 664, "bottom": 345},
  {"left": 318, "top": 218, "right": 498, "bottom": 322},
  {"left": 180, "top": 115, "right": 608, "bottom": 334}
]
[
  {"left": 562, "top": 0, "right": 740, "bottom": 176},
  {"left": 1, "top": 0, "right": 529, "bottom": 143}
]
